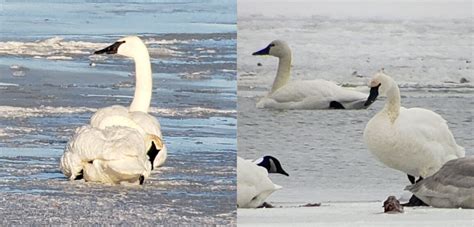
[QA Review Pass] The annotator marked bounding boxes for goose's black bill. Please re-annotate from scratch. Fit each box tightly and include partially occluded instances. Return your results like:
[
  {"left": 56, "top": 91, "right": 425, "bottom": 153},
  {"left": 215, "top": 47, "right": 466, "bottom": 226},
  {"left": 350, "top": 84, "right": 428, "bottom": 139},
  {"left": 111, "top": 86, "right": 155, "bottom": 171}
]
[
  {"left": 252, "top": 45, "right": 271, "bottom": 56},
  {"left": 364, "top": 84, "right": 381, "bottom": 107},
  {"left": 94, "top": 41, "right": 125, "bottom": 54}
]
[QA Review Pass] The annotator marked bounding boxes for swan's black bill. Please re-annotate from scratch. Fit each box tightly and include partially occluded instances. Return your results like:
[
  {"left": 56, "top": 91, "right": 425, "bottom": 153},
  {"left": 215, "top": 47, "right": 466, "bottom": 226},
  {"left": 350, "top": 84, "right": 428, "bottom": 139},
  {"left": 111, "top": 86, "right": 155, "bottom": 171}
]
[
  {"left": 364, "top": 84, "right": 381, "bottom": 107},
  {"left": 147, "top": 141, "right": 161, "bottom": 170},
  {"left": 256, "top": 155, "right": 290, "bottom": 176},
  {"left": 252, "top": 45, "right": 271, "bottom": 56},
  {"left": 94, "top": 41, "right": 125, "bottom": 54}
]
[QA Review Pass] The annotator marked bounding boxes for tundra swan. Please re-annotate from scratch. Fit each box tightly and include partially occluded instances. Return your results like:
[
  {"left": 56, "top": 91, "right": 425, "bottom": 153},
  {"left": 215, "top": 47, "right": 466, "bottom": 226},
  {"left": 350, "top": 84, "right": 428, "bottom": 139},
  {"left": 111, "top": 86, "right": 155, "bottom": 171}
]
[
  {"left": 60, "top": 36, "right": 167, "bottom": 185},
  {"left": 252, "top": 40, "right": 371, "bottom": 109},
  {"left": 363, "top": 71, "right": 464, "bottom": 205}
]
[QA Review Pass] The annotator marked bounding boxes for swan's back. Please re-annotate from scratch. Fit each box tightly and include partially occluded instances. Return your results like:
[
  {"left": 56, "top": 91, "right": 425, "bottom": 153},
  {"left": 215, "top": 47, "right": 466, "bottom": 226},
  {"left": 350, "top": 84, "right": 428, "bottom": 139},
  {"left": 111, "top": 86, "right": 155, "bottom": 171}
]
[
  {"left": 260, "top": 80, "right": 368, "bottom": 109},
  {"left": 237, "top": 157, "right": 281, "bottom": 208},
  {"left": 406, "top": 157, "right": 474, "bottom": 208},
  {"left": 91, "top": 105, "right": 162, "bottom": 137}
]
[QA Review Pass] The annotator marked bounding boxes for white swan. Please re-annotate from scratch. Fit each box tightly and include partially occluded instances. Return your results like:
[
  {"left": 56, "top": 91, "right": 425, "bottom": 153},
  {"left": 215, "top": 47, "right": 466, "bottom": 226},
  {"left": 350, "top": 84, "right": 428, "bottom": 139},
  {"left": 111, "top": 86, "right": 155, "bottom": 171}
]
[
  {"left": 237, "top": 156, "right": 289, "bottom": 208},
  {"left": 363, "top": 71, "right": 465, "bottom": 205},
  {"left": 252, "top": 40, "right": 370, "bottom": 109},
  {"left": 405, "top": 156, "right": 474, "bottom": 208},
  {"left": 60, "top": 36, "right": 167, "bottom": 185}
]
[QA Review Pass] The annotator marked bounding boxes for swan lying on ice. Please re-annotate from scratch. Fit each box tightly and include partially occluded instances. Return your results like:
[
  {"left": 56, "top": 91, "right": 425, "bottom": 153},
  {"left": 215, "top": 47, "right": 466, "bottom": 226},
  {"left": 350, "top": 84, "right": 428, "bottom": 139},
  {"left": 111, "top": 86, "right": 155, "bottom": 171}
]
[
  {"left": 237, "top": 156, "right": 289, "bottom": 208},
  {"left": 406, "top": 156, "right": 474, "bottom": 209},
  {"left": 252, "top": 40, "right": 371, "bottom": 109},
  {"left": 60, "top": 36, "right": 167, "bottom": 185},
  {"left": 363, "top": 71, "right": 465, "bottom": 206}
]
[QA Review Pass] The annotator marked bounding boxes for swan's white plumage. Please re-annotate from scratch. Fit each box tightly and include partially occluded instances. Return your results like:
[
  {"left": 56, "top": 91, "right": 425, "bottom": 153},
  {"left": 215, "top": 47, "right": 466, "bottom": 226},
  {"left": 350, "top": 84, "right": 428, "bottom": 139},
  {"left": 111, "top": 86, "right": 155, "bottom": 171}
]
[
  {"left": 406, "top": 156, "right": 474, "bottom": 208},
  {"left": 90, "top": 105, "right": 167, "bottom": 167},
  {"left": 258, "top": 79, "right": 368, "bottom": 109},
  {"left": 253, "top": 40, "right": 369, "bottom": 109},
  {"left": 364, "top": 72, "right": 464, "bottom": 178},
  {"left": 60, "top": 125, "right": 151, "bottom": 185},
  {"left": 237, "top": 157, "right": 282, "bottom": 208},
  {"left": 60, "top": 36, "right": 166, "bottom": 185}
]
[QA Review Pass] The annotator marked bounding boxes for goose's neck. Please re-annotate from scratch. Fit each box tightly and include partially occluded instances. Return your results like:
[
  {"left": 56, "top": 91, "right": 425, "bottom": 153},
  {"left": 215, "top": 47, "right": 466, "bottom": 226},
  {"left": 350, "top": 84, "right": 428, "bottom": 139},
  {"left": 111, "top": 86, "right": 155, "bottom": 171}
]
[
  {"left": 271, "top": 55, "right": 291, "bottom": 93},
  {"left": 382, "top": 84, "right": 401, "bottom": 123},
  {"left": 130, "top": 53, "right": 152, "bottom": 113}
]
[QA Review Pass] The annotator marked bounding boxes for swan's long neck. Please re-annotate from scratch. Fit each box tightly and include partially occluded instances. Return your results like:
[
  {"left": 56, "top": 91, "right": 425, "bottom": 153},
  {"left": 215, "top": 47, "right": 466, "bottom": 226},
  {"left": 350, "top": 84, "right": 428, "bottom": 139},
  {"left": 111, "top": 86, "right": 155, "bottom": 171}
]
[
  {"left": 130, "top": 52, "right": 152, "bottom": 113},
  {"left": 271, "top": 54, "right": 291, "bottom": 93},
  {"left": 382, "top": 82, "right": 401, "bottom": 123}
]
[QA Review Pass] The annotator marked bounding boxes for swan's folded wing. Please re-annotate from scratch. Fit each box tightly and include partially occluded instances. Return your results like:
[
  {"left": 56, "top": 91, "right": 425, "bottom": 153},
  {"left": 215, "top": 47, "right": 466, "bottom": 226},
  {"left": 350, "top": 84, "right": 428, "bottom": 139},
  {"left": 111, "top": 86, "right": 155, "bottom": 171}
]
[
  {"left": 397, "top": 107, "right": 465, "bottom": 160},
  {"left": 129, "top": 111, "right": 163, "bottom": 137},
  {"left": 60, "top": 125, "right": 148, "bottom": 180},
  {"left": 270, "top": 80, "right": 367, "bottom": 106},
  {"left": 270, "top": 80, "right": 334, "bottom": 103}
]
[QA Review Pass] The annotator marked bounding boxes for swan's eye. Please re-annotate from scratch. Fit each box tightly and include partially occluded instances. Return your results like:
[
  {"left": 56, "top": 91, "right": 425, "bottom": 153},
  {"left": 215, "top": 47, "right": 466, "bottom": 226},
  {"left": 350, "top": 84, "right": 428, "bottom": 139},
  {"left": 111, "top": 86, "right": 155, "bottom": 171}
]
[{"left": 269, "top": 44, "right": 275, "bottom": 47}]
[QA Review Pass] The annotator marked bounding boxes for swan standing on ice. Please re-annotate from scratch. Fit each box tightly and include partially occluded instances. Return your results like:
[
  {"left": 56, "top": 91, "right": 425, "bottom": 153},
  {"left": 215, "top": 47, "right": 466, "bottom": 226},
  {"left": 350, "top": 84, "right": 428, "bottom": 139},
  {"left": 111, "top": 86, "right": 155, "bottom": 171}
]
[
  {"left": 60, "top": 36, "right": 167, "bottom": 185},
  {"left": 363, "top": 71, "right": 465, "bottom": 206},
  {"left": 252, "top": 40, "right": 371, "bottom": 109},
  {"left": 237, "top": 156, "right": 289, "bottom": 208},
  {"left": 406, "top": 156, "right": 474, "bottom": 208}
]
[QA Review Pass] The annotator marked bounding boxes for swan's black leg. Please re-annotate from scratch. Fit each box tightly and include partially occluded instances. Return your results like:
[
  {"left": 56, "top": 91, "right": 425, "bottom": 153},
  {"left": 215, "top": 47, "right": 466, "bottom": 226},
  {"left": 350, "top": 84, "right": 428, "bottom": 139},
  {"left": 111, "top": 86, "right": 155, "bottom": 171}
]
[
  {"left": 74, "top": 170, "right": 84, "bottom": 180},
  {"left": 139, "top": 175, "right": 145, "bottom": 185},
  {"left": 407, "top": 174, "right": 416, "bottom": 184},
  {"left": 403, "top": 176, "right": 427, "bottom": 206},
  {"left": 329, "top": 101, "right": 345, "bottom": 109},
  {"left": 403, "top": 195, "right": 428, "bottom": 207},
  {"left": 257, "top": 202, "right": 274, "bottom": 208},
  {"left": 416, "top": 176, "right": 424, "bottom": 183}
]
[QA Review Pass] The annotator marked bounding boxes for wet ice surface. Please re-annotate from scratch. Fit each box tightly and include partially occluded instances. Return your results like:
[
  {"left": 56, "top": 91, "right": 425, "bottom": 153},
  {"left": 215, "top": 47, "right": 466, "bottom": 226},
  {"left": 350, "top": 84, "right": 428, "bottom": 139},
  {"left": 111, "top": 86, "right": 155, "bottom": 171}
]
[
  {"left": 237, "top": 1, "right": 473, "bottom": 224},
  {"left": 239, "top": 90, "right": 473, "bottom": 203},
  {"left": 0, "top": 0, "right": 236, "bottom": 224}
]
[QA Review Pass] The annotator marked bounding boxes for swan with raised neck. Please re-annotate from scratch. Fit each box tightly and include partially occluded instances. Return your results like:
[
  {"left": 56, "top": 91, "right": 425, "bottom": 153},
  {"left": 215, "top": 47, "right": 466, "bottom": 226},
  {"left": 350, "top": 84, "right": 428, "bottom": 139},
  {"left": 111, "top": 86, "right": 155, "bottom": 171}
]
[
  {"left": 365, "top": 70, "right": 401, "bottom": 123},
  {"left": 94, "top": 36, "right": 152, "bottom": 113},
  {"left": 363, "top": 70, "right": 465, "bottom": 206},
  {"left": 253, "top": 40, "right": 292, "bottom": 93}
]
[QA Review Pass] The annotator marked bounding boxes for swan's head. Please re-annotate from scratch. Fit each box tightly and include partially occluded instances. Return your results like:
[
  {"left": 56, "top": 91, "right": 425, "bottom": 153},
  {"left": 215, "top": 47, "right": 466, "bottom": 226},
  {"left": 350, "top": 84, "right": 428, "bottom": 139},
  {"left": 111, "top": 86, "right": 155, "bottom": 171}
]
[
  {"left": 365, "top": 70, "right": 395, "bottom": 107},
  {"left": 254, "top": 155, "right": 289, "bottom": 176},
  {"left": 252, "top": 40, "right": 291, "bottom": 58},
  {"left": 94, "top": 36, "right": 148, "bottom": 58}
]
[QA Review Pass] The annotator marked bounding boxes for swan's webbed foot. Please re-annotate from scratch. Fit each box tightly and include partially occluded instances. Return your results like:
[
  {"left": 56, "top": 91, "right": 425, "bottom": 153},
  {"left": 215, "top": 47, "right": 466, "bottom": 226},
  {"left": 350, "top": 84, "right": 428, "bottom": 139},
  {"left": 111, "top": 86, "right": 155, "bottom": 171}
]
[
  {"left": 257, "top": 202, "right": 274, "bottom": 208},
  {"left": 404, "top": 175, "right": 427, "bottom": 206},
  {"left": 402, "top": 194, "right": 428, "bottom": 207},
  {"left": 329, "top": 101, "right": 345, "bottom": 109},
  {"left": 74, "top": 170, "right": 84, "bottom": 180}
]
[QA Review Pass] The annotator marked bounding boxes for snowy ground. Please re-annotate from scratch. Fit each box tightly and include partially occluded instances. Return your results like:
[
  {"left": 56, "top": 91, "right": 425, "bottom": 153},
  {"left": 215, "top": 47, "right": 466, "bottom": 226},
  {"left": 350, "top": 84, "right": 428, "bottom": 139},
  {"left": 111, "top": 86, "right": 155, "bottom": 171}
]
[
  {"left": 237, "top": 0, "right": 473, "bottom": 225},
  {"left": 238, "top": 202, "right": 474, "bottom": 227}
]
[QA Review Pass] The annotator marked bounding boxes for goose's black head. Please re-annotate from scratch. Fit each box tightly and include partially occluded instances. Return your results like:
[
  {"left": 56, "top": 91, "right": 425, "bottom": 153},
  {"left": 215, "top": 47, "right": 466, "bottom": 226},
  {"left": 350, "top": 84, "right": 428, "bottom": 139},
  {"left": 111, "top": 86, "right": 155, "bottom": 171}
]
[{"left": 255, "top": 155, "right": 289, "bottom": 176}]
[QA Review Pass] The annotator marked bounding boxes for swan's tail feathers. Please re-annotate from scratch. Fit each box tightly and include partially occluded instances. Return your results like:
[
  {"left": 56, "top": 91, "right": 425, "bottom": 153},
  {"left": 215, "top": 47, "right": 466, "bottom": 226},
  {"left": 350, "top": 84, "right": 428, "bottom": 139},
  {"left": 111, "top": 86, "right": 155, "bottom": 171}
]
[
  {"left": 456, "top": 145, "right": 466, "bottom": 158},
  {"left": 273, "top": 183, "right": 283, "bottom": 190}
]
